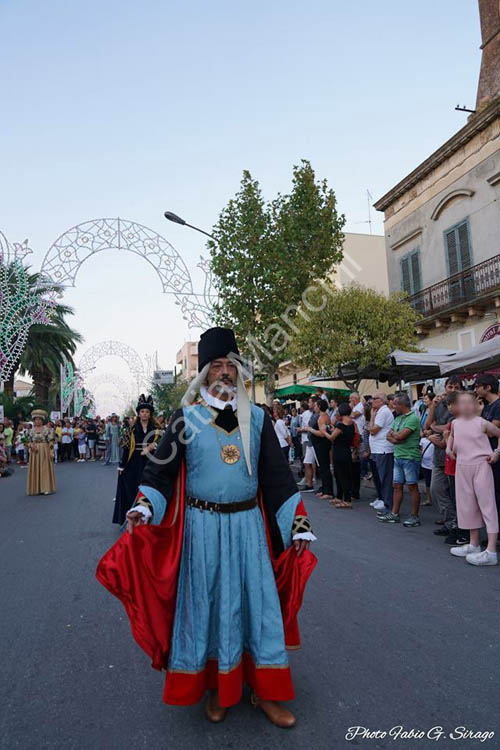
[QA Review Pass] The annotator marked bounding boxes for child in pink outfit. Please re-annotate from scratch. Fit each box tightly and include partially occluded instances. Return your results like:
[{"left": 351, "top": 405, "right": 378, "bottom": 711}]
[{"left": 446, "top": 392, "right": 500, "bottom": 566}]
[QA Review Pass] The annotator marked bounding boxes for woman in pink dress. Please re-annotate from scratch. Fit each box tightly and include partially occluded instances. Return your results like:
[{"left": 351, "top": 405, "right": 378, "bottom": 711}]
[{"left": 446, "top": 392, "right": 500, "bottom": 566}]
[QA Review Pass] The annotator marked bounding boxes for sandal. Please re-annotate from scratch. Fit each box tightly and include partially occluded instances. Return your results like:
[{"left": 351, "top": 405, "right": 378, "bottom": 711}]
[{"left": 335, "top": 501, "right": 353, "bottom": 509}]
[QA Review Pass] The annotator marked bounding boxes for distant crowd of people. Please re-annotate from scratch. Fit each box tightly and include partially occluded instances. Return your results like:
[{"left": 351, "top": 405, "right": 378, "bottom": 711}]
[
  {"left": 0, "top": 413, "right": 169, "bottom": 471},
  {"left": 265, "top": 374, "right": 500, "bottom": 567}
]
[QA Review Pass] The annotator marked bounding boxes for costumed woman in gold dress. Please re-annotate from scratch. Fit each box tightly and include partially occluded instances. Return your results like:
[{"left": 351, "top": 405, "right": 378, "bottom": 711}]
[{"left": 27, "top": 409, "right": 56, "bottom": 496}]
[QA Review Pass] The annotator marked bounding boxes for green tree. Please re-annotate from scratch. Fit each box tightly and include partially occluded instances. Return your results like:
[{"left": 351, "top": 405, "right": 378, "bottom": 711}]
[
  {"left": 290, "top": 283, "right": 422, "bottom": 390},
  {"left": 0, "top": 392, "right": 36, "bottom": 421},
  {"left": 209, "top": 160, "right": 345, "bottom": 400},
  {"left": 151, "top": 380, "right": 187, "bottom": 418},
  {"left": 18, "top": 304, "right": 83, "bottom": 407}
]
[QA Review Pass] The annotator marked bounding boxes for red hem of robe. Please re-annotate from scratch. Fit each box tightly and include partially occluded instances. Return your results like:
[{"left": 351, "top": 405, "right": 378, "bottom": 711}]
[{"left": 164, "top": 652, "right": 294, "bottom": 707}]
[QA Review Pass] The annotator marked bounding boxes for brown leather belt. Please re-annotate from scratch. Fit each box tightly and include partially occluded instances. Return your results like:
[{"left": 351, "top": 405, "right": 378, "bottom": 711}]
[{"left": 187, "top": 496, "right": 257, "bottom": 514}]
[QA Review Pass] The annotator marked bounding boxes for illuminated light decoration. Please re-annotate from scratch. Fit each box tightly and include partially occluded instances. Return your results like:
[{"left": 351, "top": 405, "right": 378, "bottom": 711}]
[
  {"left": 60, "top": 358, "right": 79, "bottom": 415},
  {"left": 78, "top": 340, "right": 146, "bottom": 396},
  {"left": 74, "top": 385, "right": 95, "bottom": 418},
  {"left": 87, "top": 372, "right": 135, "bottom": 415},
  {"left": 0, "top": 231, "right": 56, "bottom": 381},
  {"left": 40, "top": 217, "right": 216, "bottom": 329}
]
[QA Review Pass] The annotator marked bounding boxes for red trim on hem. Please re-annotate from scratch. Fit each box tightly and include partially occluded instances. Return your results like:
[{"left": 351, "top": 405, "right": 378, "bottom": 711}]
[{"left": 163, "top": 652, "right": 294, "bottom": 707}]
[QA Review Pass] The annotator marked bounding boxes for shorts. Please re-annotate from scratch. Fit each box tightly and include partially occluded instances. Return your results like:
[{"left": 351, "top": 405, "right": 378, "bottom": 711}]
[
  {"left": 393, "top": 457, "right": 420, "bottom": 485},
  {"left": 78, "top": 444, "right": 87, "bottom": 455},
  {"left": 303, "top": 446, "right": 317, "bottom": 465},
  {"left": 87, "top": 439, "right": 96, "bottom": 449}
]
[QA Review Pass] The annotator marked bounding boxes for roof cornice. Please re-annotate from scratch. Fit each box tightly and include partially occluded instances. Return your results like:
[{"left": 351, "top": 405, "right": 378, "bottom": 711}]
[{"left": 374, "top": 97, "right": 500, "bottom": 212}]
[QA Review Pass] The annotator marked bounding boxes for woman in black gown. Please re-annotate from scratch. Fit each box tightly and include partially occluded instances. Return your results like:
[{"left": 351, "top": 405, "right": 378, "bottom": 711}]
[{"left": 112, "top": 395, "right": 160, "bottom": 526}]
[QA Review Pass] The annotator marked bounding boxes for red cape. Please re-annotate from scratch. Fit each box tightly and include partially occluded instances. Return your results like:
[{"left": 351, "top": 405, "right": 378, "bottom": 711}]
[{"left": 96, "top": 462, "right": 317, "bottom": 670}]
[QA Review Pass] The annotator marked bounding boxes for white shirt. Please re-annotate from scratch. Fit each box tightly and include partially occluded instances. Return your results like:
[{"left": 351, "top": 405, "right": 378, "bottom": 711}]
[
  {"left": 368, "top": 404, "right": 394, "bottom": 454},
  {"left": 61, "top": 426, "right": 73, "bottom": 443},
  {"left": 420, "top": 437, "right": 434, "bottom": 470},
  {"left": 274, "top": 418, "right": 290, "bottom": 448},
  {"left": 300, "top": 410, "right": 313, "bottom": 443},
  {"left": 351, "top": 401, "right": 366, "bottom": 433},
  {"left": 200, "top": 385, "right": 238, "bottom": 411}
]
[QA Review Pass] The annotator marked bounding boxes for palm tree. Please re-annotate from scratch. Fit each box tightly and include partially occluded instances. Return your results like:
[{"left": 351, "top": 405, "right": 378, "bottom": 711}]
[
  {"left": 1, "top": 260, "right": 82, "bottom": 405},
  {"left": 18, "top": 305, "right": 83, "bottom": 407}
]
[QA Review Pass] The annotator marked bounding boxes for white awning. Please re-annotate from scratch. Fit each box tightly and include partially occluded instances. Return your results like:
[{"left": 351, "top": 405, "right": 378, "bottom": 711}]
[{"left": 390, "top": 338, "right": 500, "bottom": 377}]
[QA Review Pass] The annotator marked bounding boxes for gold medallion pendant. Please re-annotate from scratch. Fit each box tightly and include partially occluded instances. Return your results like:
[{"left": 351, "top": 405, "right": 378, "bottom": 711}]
[{"left": 220, "top": 444, "right": 241, "bottom": 464}]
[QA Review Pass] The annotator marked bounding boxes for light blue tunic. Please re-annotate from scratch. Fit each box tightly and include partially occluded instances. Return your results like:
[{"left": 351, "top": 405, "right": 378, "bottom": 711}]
[{"left": 140, "top": 402, "right": 300, "bottom": 674}]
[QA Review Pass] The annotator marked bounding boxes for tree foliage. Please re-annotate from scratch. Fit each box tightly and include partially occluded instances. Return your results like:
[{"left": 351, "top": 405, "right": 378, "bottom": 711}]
[
  {"left": 290, "top": 283, "right": 422, "bottom": 390},
  {"left": 208, "top": 161, "right": 345, "bottom": 397},
  {"left": 18, "top": 304, "right": 83, "bottom": 407},
  {"left": 150, "top": 380, "right": 187, "bottom": 418}
]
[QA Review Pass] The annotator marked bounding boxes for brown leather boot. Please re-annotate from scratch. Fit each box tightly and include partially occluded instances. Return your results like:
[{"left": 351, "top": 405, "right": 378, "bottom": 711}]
[
  {"left": 205, "top": 690, "right": 227, "bottom": 723},
  {"left": 251, "top": 692, "right": 296, "bottom": 728}
]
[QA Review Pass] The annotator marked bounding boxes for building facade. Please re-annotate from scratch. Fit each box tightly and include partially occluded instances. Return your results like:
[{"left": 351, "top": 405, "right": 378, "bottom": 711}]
[
  {"left": 175, "top": 341, "right": 198, "bottom": 381},
  {"left": 374, "top": 0, "right": 500, "bottom": 358}
]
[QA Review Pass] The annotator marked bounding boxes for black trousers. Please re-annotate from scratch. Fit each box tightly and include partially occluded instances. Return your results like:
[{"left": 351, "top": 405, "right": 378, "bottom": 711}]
[
  {"left": 60, "top": 443, "right": 72, "bottom": 462},
  {"left": 313, "top": 438, "right": 334, "bottom": 496},
  {"left": 491, "top": 461, "right": 500, "bottom": 516},
  {"left": 335, "top": 459, "right": 353, "bottom": 501},
  {"left": 351, "top": 460, "right": 361, "bottom": 499},
  {"left": 292, "top": 436, "right": 302, "bottom": 462}
]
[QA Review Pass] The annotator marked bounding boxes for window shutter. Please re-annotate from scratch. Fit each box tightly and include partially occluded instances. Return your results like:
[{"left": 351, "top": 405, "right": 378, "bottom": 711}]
[
  {"left": 411, "top": 251, "right": 421, "bottom": 293},
  {"left": 446, "top": 229, "right": 459, "bottom": 275},
  {"left": 457, "top": 222, "right": 471, "bottom": 269},
  {"left": 400, "top": 256, "right": 411, "bottom": 295}
]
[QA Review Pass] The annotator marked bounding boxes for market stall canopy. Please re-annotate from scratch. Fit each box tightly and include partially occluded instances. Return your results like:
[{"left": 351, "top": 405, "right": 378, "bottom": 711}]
[
  {"left": 274, "top": 384, "right": 350, "bottom": 399},
  {"left": 390, "top": 337, "right": 500, "bottom": 378}
]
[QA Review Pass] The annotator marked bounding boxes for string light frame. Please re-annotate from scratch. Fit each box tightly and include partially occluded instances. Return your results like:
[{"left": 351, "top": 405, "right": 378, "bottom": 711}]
[
  {"left": 40, "top": 217, "right": 216, "bottom": 329},
  {"left": 0, "top": 232, "right": 55, "bottom": 382}
]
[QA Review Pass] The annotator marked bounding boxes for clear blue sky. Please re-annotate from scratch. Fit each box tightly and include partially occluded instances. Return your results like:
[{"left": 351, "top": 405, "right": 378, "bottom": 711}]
[{"left": 0, "top": 0, "right": 481, "bottom": 410}]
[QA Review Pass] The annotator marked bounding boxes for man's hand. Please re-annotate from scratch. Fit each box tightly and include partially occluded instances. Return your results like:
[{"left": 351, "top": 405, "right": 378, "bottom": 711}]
[
  {"left": 126, "top": 510, "right": 145, "bottom": 534},
  {"left": 428, "top": 434, "right": 442, "bottom": 445},
  {"left": 293, "top": 539, "right": 310, "bottom": 557}
]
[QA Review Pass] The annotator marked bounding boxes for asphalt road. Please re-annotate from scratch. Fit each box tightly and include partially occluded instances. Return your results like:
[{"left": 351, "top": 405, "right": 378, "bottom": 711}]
[{"left": 1, "top": 461, "right": 499, "bottom": 750}]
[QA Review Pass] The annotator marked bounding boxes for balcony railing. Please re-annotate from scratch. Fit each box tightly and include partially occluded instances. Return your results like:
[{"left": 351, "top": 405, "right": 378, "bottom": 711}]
[{"left": 408, "top": 253, "right": 500, "bottom": 318}]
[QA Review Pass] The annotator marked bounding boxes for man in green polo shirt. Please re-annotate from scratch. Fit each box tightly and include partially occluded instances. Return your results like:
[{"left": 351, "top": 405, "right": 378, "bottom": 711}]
[{"left": 378, "top": 393, "right": 421, "bottom": 528}]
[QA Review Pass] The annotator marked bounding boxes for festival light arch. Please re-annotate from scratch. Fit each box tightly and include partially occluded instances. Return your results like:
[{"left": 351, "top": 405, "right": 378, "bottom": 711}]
[
  {"left": 78, "top": 340, "right": 145, "bottom": 395},
  {"left": 40, "top": 217, "right": 213, "bottom": 328}
]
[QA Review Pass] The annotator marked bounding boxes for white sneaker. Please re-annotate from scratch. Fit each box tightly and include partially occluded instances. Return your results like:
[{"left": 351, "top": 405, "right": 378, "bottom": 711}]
[
  {"left": 369, "top": 498, "right": 379, "bottom": 507},
  {"left": 297, "top": 479, "right": 307, "bottom": 487},
  {"left": 450, "top": 543, "right": 481, "bottom": 558},
  {"left": 466, "top": 549, "right": 498, "bottom": 566},
  {"left": 372, "top": 500, "right": 386, "bottom": 510}
]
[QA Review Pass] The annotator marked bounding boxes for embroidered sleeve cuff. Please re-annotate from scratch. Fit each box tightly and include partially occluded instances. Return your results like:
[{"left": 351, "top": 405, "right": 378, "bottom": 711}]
[
  {"left": 292, "top": 514, "right": 315, "bottom": 539},
  {"left": 292, "top": 531, "right": 317, "bottom": 542}
]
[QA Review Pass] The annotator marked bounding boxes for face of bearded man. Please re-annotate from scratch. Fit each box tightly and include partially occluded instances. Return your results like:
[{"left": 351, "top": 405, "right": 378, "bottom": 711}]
[{"left": 206, "top": 357, "right": 238, "bottom": 401}]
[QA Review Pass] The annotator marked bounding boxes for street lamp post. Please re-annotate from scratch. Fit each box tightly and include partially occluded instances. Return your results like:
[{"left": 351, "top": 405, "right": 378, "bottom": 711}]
[
  {"left": 163, "top": 210, "right": 256, "bottom": 402},
  {"left": 164, "top": 211, "right": 215, "bottom": 241}
]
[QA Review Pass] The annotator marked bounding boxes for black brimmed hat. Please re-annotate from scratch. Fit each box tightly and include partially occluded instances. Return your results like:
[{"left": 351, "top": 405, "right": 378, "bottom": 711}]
[{"left": 198, "top": 327, "right": 240, "bottom": 371}]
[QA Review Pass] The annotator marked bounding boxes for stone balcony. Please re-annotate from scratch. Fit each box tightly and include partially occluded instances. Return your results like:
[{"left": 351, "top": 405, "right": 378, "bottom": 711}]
[{"left": 408, "top": 253, "right": 500, "bottom": 332}]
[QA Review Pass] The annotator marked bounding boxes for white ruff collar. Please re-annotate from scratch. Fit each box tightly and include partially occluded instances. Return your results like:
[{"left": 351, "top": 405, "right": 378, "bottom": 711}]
[{"left": 200, "top": 384, "right": 238, "bottom": 412}]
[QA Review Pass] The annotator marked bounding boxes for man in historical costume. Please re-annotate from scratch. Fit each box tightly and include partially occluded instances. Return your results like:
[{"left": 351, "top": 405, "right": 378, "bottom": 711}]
[
  {"left": 112, "top": 395, "right": 160, "bottom": 526},
  {"left": 97, "top": 327, "right": 317, "bottom": 728}
]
